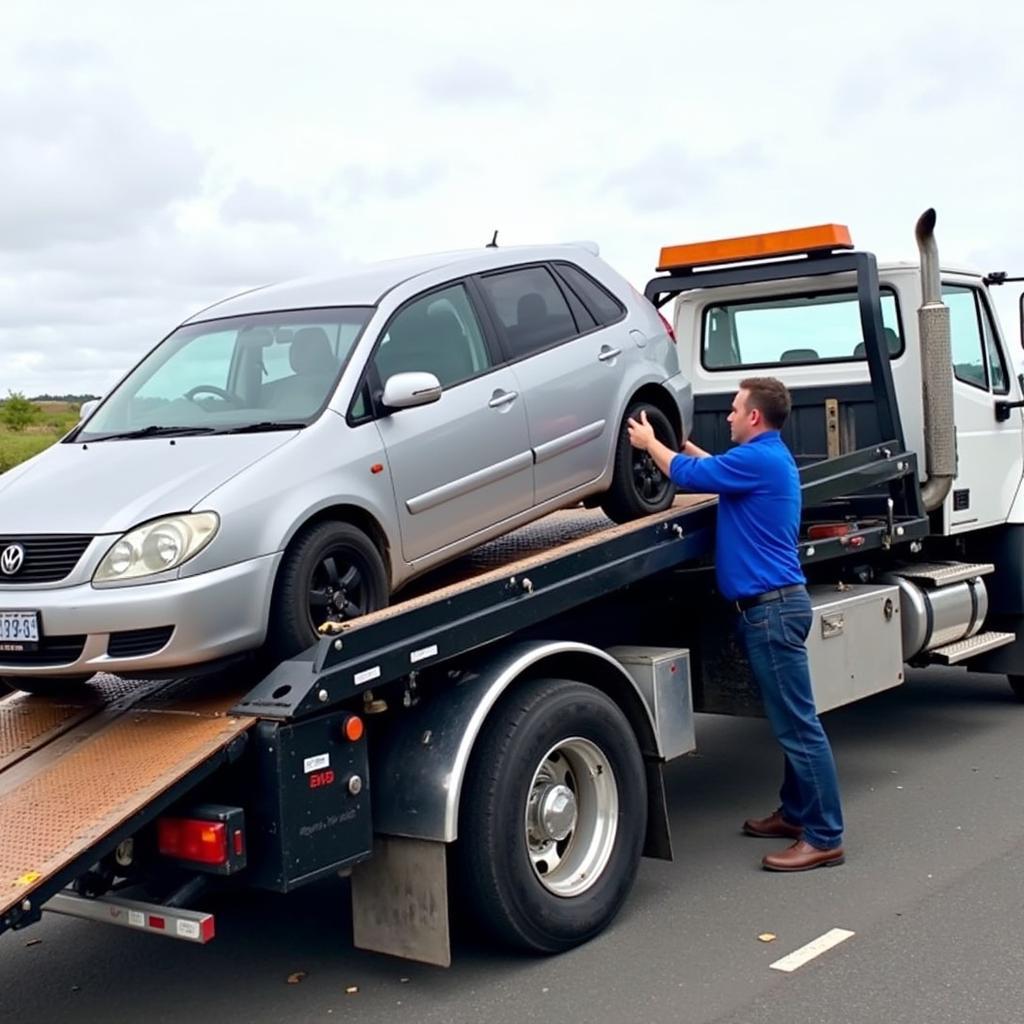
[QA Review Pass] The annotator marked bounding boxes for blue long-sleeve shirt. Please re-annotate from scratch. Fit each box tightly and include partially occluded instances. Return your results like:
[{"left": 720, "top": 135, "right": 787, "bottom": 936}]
[{"left": 669, "top": 431, "right": 805, "bottom": 602}]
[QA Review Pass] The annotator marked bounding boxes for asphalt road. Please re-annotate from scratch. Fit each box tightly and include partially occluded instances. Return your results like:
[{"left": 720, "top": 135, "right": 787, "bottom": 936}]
[{"left": 3, "top": 665, "right": 1023, "bottom": 1024}]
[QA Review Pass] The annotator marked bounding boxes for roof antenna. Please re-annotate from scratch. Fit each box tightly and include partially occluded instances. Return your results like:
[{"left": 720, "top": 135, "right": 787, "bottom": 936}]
[{"left": 486, "top": 230, "right": 499, "bottom": 248}]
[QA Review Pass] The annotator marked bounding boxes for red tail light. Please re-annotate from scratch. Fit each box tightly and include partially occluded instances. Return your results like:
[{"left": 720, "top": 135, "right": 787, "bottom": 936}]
[
  {"left": 158, "top": 818, "right": 227, "bottom": 866},
  {"left": 658, "top": 310, "right": 677, "bottom": 343}
]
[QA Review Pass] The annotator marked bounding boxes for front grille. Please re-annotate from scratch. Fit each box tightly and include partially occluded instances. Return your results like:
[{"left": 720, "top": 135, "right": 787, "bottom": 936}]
[
  {"left": 0, "top": 635, "right": 86, "bottom": 666},
  {"left": 107, "top": 626, "right": 174, "bottom": 659},
  {"left": 0, "top": 535, "right": 93, "bottom": 584}
]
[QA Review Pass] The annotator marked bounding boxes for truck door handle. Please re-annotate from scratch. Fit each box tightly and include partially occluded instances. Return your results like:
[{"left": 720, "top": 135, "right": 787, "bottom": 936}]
[
  {"left": 598, "top": 347, "right": 621, "bottom": 362},
  {"left": 489, "top": 390, "right": 519, "bottom": 409}
]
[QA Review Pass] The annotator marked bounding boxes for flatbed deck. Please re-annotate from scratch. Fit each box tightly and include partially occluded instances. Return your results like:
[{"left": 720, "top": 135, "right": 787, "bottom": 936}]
[{"left": 0, "top": 499, "right": 716, "bottom": 935}]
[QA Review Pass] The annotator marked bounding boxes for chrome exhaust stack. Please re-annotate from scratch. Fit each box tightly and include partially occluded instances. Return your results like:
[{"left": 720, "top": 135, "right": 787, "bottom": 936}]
[{"left": 915, "top": 208, "right": 956, "bottom": 511}]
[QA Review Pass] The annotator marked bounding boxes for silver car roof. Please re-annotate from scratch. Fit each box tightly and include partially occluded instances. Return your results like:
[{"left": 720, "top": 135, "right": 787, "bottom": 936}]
[{"left": 184, "top": 242, "right": 602, "bottom": 323}]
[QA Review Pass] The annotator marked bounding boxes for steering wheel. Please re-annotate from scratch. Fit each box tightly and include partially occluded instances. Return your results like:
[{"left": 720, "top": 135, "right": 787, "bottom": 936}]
[{"left": 184, "top": 384, "right": 241, "bottom": 406}]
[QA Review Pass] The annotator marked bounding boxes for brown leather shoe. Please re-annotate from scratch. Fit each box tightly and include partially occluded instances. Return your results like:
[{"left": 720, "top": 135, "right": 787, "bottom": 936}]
[
  {"left": 742, "top": 809, "right": 802, "bottom": 839},
  {"left": 762, "top": 839, "right": 845, "bottom": 872}
]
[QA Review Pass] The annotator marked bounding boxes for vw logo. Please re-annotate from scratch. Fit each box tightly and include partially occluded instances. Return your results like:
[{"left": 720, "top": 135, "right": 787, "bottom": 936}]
[{"left": 0, "top": 544, "right": 25, "bottom": 576}]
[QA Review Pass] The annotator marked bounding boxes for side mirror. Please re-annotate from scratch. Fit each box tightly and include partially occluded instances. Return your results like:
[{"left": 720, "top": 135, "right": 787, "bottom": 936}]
[
  {"left": 381, "top": 372, "right": 442, "bottom": 411},
  {"left": 78, "top": 399, "right": 100, "bottom": 422}
]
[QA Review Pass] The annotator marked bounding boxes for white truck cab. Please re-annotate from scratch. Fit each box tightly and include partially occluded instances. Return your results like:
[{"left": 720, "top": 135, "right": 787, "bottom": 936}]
[{"left": 665, "top": 227, "right": 1024, "bottom": 535}]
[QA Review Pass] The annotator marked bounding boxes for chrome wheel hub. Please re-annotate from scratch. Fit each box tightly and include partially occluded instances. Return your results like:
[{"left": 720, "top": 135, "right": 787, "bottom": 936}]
[{"left": 524, "top": 737, "right": 619, "bottom": 897}]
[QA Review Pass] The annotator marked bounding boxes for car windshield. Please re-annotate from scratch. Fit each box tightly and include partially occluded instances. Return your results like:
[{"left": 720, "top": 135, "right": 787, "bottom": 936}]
[{"left": 75, "top": 308, "right": 373, "bottom": 440}]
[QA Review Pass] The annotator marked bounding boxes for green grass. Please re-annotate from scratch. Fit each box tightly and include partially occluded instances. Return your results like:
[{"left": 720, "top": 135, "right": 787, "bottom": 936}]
[{"left": 0, "top": 401, "right": 80, "bottom": 473}]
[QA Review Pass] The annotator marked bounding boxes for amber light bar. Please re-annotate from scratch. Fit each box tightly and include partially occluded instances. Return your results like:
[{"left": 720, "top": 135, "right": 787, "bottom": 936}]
[{"left": 658, "top": 224, "right": 853, "bottom": 272}]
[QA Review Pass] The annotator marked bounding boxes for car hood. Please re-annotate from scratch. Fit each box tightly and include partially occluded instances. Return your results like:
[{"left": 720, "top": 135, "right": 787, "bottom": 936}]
[{"left": 0, "top": 433, "right": 298, "bottom": 534}]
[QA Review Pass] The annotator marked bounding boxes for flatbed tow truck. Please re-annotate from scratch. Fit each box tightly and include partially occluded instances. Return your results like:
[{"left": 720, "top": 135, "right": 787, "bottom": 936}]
[{"left": 3, "top": 210, "right": 1022, "bottom": 966}]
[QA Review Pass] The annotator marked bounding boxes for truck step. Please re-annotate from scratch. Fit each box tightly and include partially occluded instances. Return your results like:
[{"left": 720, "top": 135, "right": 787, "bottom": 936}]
[
  {"left": 927, "top": 631, "right": 1015, "bottom": 666},
  {"left": 895, "top": 562, "right": 995, "bottom": 588}
]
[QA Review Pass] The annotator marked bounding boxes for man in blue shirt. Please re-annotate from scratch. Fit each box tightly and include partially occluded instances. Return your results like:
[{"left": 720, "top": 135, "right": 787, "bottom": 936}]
[{"left": 628, "top": 377, "right": 844, "bottom": 871}]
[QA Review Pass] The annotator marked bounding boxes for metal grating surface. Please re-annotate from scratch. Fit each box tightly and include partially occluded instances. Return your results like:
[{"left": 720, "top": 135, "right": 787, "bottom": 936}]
[
  {"left": 0, "top": 684, "right": 251, "bottom": 919},
  {"left": 896, "top": 562, "right": 995, "bottom": 587},
  {"left": 0, "top": 699, "right": 89, "bottom": 772},
  {"left": 929, "top": 631, "right": 1015, "bottom": 665},
  {"left": 0, "top": 675, "right": 171, "bottom": 771}
]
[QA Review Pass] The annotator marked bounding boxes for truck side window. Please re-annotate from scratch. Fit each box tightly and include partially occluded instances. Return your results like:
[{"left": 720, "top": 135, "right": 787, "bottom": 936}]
[
  {"left": 943, "top": 285, "right": 993, "bottom": 391},
  {"left": 980, "top": 296, "right": 1009, "bottom": 395}
]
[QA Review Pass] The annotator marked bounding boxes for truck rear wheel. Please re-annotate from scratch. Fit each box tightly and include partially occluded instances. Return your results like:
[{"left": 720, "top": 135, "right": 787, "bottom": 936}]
[{"left": 458, "top": 677, "right": 647, "bottom": 953}]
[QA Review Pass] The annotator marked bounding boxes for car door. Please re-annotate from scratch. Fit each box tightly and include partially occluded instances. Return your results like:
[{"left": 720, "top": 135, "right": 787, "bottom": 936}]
[
  {"left": 943, "top": 282, "right": 1024, "bottom": 532},
  {"left": 474, "top": 263, "right": 628, "bottom": 505},
  {"left": 367, "top": 281, "right": 533, "bottom": 563}
]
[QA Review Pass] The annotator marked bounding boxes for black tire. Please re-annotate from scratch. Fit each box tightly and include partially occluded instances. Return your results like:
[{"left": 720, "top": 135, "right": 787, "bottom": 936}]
[
  {"left": 0, "top": 675, "right": 93, "bottom": 697},
  {"left": 457, "top": 677, "right": 647, "bottom": 954},
  {"left": 1008, "top": 675, "right": 1024, "bottom": 702},
  {"left": 265, "top": 521, "right": 389, "bottom": 662},
  {"left": 600, "top": 400, "right": 679, "bottom": 524}
]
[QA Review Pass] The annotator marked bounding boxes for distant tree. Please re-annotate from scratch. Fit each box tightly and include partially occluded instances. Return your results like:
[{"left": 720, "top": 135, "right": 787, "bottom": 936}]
[
  {"left": 1, "top": 391, "right": 39, "bottom": 432},
  {"left": 30, "top": 393, "right": 100, "bottom": 403}
]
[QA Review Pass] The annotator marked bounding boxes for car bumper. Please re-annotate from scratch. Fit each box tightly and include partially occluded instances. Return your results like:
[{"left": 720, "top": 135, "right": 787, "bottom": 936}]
[{"left": 0, "top": 553, "right": 281, "bottom": 678}]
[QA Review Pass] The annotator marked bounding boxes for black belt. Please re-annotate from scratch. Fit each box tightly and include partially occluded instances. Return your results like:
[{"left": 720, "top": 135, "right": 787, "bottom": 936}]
[{"left": 735, "top": 584, "right": 805, "bottom": 612}]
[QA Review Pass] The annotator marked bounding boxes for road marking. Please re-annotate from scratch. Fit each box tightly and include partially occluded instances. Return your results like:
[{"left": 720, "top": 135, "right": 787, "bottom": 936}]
[{"left": 769, "top": 928, "right": 855, "bottom": 972}]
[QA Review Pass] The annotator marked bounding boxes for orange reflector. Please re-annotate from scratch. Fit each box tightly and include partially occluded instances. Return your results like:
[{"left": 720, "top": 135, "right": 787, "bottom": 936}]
[
  {"left": 343, "top": 715, "right": 365, "bottom": 742},
  {"left": 658, "top": 224, "right": 853, "bottom": 272},
  {"left": 370, "top": 463, "right": 384, "bottom": 475}
]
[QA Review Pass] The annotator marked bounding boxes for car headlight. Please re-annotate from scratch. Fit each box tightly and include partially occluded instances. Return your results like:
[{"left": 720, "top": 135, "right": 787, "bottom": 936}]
[{"left": 94, "top": 513, "right": 220, "bottom": 583}]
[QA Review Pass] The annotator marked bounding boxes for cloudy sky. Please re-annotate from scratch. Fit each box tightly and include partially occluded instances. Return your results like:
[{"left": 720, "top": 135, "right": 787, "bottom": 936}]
[{"left": 2, "top": 0, "right": 1023, "bottom": 396}]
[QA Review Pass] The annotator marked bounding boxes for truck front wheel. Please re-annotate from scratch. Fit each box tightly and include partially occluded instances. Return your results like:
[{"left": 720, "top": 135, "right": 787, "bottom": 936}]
[{"left": 458, "top": 678, "right": 647, "bottom": 953}]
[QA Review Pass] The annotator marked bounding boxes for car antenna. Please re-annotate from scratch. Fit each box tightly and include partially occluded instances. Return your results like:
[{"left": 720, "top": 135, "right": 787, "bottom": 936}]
[{"left": 486, "top": 230, "right": 499, "bottom": 248}]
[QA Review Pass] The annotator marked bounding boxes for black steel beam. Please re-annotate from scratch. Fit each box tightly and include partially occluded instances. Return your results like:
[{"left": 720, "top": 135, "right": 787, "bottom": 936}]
[{"left": 233, "top": 505, "right": 718, "bottom": 720}]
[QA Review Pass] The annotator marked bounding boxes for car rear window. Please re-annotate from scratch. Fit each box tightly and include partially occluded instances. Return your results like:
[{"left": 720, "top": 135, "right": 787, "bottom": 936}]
[{"left": 554, "top": 262, "right": 625, "bottom": 326}]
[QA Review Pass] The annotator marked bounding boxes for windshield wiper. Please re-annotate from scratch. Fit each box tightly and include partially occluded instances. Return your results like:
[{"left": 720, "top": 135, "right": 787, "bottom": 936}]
[
  {"left": 84, "top": 425, "right": 219, "bottom": 441},
  {"left": 213, "top": 421, "right": 307, "bottom": 434}
]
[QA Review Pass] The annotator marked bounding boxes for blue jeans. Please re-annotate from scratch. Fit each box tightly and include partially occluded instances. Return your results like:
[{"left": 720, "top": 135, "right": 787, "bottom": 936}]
[{"left": 736, "top": 586, "right": 844, "bottom": 850}]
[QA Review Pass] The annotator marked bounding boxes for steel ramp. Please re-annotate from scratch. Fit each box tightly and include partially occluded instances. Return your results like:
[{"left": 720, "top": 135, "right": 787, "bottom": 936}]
[{"left": 0, "top": 674, "right": 252, "bottom": 934}]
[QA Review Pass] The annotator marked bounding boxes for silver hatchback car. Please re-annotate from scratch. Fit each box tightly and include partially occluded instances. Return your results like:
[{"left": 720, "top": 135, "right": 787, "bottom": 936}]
[{"left": 0, "top": 244, "right": 691, "bottom": 693}]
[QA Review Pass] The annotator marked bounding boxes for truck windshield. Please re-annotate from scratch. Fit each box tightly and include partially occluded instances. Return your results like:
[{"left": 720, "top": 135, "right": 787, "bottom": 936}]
[{"left": 74, "top": 307, "right": 372, "bottom": 441}]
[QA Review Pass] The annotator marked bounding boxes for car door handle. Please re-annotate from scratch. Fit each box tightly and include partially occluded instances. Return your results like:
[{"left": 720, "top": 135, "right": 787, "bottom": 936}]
[
  {"left": 598, "top": 347, "right": 622, "bottom": 362},
  {"left": 489, "top": 389, "right": 519, "bottom": 408}
]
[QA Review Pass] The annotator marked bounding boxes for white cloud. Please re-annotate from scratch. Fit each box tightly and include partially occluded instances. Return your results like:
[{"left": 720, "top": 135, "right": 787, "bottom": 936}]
[{"left": 0, "top": 0, "right": 1023, "bottom": 396}]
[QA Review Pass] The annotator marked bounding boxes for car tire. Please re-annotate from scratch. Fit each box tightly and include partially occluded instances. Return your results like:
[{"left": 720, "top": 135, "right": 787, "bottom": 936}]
[
  {"left": 1, "top": 675, "right": 94, "bottom": 697},
  {"left": 266, "top": 521, "right": 389, "bottom": 663},
  {"left": 600, "top": 400, "right": 679, "bottom": 524},
  {"left": 457, "top": 677, "right": 647, "bottom": 953}
]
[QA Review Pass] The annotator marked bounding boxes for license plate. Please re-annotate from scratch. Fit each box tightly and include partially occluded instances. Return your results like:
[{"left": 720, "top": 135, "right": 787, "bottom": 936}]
[{"left": 0, "top": 611, "right": 40, "bottom": 650}]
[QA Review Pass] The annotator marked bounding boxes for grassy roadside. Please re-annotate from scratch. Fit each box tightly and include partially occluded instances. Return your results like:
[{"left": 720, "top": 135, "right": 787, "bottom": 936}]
[{"left": 0, "top": 400, "right": 81, "bottom": 473}]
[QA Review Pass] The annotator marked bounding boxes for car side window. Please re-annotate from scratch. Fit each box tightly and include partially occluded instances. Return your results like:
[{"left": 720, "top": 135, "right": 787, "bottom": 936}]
[
  {"left": 478, "top": 266, "right": 579, "bottom": 359},
  {"left": 944, "top": 285, "right": 989, "bottom": 391},
  {"left": 373, "top": 283, "right": 490, "bottom": 390},
  {"left": 554, "top": 262, "right": 625, "bottom": 326}
]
